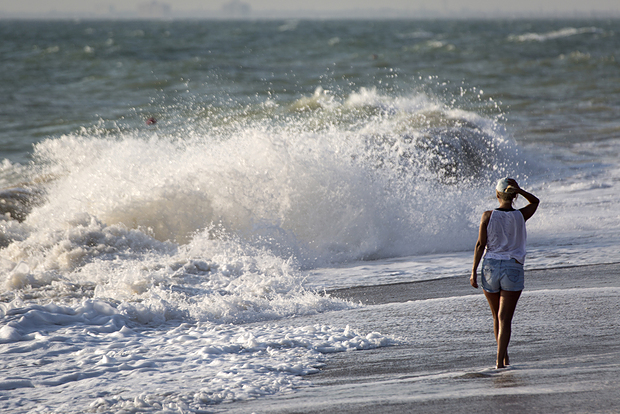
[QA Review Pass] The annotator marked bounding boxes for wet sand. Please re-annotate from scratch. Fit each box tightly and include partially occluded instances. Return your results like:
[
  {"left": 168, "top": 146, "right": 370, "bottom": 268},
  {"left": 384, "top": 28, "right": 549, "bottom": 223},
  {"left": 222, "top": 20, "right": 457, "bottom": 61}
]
[{"left": 220, "top": 263, "right": 620, "bottom": 414}]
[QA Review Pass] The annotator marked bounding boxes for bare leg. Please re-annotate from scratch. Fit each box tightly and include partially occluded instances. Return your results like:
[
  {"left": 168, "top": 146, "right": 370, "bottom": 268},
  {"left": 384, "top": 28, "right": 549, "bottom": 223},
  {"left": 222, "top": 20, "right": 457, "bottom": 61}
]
[
  {"left": 484, "top": 290, "right": 500, "bottom": 343},
  {"left": 484, "top": 290, "right": 521, "bottom": 368},
  {"left": 496, "top": 290, "right": 521, "bottom": 368},
  {"left": 483, "top": 291, "right": 503, "bottom": 365}
]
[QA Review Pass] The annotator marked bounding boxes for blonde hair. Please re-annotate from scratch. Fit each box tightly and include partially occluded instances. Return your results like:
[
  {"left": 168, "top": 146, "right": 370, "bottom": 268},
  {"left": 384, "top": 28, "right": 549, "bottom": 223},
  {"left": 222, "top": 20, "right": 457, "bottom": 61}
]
[{"left": 496, "top": 190, "right": 517, "bottom": 203}]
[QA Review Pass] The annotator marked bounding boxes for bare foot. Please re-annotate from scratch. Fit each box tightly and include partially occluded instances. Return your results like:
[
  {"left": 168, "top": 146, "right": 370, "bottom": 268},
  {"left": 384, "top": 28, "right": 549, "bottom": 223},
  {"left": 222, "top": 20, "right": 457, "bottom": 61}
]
[{"left": 496, "top": 352, "right": 509, "bottom": 369}]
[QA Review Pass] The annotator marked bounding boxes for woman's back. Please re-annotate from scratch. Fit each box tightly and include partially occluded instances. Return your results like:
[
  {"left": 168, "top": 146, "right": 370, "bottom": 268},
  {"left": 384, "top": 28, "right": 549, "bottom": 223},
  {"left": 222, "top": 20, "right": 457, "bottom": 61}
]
[{"left": 484, "top": 209, "right": 526, "bottom": 264}]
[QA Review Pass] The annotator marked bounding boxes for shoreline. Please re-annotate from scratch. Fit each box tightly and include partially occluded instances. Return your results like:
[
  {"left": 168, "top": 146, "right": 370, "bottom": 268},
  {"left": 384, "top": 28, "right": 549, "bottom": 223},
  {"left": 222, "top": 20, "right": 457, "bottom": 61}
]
[
  {"left": 324, "top": 261, "right": 620, "bottom": 305},
  {"left": 222, "top": 262, "right": 620, "bottom": 413}
]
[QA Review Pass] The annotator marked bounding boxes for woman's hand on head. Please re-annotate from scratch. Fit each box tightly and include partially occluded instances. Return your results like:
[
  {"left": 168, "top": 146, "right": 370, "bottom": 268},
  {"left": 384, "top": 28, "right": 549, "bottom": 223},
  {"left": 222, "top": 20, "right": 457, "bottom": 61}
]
[{"left": 506, "top": 178, "right": 521, "bottom": 192}]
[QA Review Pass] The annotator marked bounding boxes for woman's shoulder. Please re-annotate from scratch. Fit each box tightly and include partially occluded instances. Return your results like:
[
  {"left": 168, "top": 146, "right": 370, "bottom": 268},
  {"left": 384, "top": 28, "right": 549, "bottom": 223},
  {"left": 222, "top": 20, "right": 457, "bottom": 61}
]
[{"left": 481, "top": 210, "right": 493, "bottom": 223}]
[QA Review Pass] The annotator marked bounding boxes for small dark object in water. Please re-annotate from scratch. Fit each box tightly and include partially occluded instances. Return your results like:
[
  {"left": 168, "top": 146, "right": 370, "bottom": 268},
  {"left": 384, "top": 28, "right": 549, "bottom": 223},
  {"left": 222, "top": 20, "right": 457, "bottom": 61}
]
[
  {"left": 146, "top": 117, "right": 157, "bottom": 125},
  {"left": 0, "top": 187, "right": 43, "bottom": 248}
]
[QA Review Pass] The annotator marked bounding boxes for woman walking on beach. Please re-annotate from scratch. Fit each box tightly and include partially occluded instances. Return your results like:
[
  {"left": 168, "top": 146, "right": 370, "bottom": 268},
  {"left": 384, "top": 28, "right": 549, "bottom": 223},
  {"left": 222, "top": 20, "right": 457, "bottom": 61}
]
[{"left": 470, "top": 178, "right": 539, "bottom": 369}]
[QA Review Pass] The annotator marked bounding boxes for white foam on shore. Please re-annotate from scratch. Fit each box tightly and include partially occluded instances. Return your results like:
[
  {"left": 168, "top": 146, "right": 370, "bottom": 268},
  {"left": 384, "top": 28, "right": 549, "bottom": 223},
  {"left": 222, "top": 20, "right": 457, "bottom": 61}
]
[{"left": 0, "top": 299, "right": 394, "bottom": 413}]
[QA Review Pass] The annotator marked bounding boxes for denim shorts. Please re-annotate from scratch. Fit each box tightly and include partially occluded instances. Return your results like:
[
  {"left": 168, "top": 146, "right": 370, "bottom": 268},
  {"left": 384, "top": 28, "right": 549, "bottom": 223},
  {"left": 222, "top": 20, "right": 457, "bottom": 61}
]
[{"left": 481, "top": 258, "right": 525, "bottom": 293}]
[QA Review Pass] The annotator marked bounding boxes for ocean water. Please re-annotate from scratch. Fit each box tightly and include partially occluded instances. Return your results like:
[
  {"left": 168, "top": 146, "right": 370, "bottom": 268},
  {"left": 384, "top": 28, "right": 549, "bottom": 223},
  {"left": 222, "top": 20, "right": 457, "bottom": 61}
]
[{"left": 0, "top": 19, "right": 619, "bottom": 412}]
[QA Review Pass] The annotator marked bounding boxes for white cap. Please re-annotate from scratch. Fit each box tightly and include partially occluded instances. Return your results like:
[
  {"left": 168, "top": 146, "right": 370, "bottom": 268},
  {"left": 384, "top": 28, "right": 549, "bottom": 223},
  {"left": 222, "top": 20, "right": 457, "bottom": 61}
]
[{"left": 496, "top": 177, "right": 515, "bottom": 193}]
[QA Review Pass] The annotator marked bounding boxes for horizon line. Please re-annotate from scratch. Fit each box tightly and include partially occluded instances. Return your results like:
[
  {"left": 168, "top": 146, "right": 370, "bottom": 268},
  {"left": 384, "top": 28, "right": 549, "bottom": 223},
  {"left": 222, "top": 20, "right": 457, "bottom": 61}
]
[{"left": 2, "top": 7, "right": 620, "bottom": 21}]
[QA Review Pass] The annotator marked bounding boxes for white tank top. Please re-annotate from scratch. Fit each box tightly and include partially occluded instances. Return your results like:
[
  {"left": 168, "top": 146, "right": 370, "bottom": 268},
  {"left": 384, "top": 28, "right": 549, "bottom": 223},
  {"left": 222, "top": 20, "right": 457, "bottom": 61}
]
[{"left": 484, "top": 209, "right": 527, "bottom": 264}]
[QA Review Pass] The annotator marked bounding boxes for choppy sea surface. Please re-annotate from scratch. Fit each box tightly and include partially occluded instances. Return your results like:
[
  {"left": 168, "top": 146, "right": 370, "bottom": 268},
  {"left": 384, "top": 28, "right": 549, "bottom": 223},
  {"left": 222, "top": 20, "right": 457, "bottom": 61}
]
[{"left": 0, "top": 19, "right": 619, "bottom": 412}]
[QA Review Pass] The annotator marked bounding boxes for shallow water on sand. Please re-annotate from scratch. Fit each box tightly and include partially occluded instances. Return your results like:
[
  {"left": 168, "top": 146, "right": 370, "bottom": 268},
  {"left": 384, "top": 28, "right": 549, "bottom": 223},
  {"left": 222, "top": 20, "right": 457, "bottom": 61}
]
[{"left": 220, "top": 265, "right": 620, "bottom": 413}]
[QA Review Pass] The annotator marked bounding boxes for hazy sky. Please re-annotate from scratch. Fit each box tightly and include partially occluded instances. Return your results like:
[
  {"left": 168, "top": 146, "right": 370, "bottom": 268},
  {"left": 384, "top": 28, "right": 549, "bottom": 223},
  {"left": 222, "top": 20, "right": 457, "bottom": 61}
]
[{"left": 1, "top": 0, "right": 619, "bottom": 18}]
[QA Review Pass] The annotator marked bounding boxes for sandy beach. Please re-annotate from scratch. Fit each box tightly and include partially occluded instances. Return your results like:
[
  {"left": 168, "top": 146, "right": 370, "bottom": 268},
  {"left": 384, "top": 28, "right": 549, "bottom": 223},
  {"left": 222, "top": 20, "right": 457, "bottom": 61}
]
[{"left": 220, "top": 263, "right": 620, "bottom": 413}]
